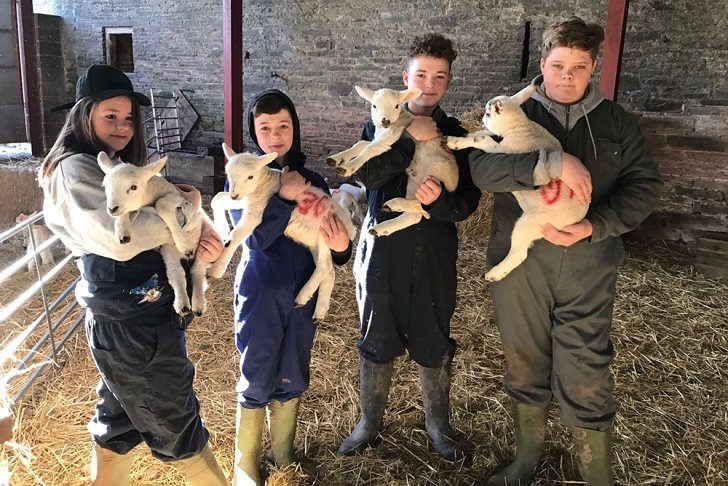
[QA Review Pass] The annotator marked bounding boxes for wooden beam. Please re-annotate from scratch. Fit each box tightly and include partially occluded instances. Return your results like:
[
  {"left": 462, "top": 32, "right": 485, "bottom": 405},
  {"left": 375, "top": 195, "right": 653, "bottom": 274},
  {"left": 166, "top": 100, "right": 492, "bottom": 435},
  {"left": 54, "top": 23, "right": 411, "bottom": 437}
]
[
  {"left": 223, "top": 0, "right": 243, "bottom": 153},
  {"left": 599, "top": 0, "right": 629, "bottom": 101},
  {"left": 16, "top": 0, "right": 43, "bottom": 156}
]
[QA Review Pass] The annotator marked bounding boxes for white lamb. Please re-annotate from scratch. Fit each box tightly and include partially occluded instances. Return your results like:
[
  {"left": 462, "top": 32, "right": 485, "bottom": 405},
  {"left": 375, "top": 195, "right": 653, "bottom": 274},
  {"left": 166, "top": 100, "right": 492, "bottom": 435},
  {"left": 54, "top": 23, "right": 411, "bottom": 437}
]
[
  {"left": 98, "top": 152, "right": 211, "bottom": 316},
  {"left": 445, "top": 83, "right": 589, "bottom": 282},
  {"left": 15, "top": 212, "right": 55, "bottom": 272},
  {"left": 326, "top": 86, "right": 459, "bottom": 236},
  {"left": 330, "top": 182, "right": 367, "bottom": 223},
  {"left": 207, "top": 144, "right": 356, "bottom": 321}
]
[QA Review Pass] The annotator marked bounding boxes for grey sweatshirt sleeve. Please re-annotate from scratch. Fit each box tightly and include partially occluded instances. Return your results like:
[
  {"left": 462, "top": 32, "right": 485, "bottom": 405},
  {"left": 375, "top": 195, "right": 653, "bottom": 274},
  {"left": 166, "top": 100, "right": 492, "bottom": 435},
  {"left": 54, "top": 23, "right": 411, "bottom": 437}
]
[{"left": 43, "top": 153, "right": 191, "bottom": 260}]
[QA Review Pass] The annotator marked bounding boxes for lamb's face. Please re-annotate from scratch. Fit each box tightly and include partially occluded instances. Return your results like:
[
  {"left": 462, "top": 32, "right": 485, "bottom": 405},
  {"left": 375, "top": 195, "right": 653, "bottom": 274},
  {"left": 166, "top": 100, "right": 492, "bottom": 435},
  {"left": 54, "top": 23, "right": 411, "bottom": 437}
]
[
  {"left": 102, "top": 164, "right": 148, "bottom": 216},
  {"left": 225, "top": 152, "right": 278, "bottom": 200},
  {"left": 483, "top": 95, "right": 519, "bottom": 135},
  {"left": 368, "top": 89, "right": 406, "bottom": 128}
]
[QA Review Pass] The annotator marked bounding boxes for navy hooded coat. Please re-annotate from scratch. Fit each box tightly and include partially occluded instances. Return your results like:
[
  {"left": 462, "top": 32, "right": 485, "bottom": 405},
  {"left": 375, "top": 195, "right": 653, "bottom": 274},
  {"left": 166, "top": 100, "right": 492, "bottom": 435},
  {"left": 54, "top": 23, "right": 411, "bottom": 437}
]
[{"left": 231, "top": 90, "right": 351, "bottom": 408}]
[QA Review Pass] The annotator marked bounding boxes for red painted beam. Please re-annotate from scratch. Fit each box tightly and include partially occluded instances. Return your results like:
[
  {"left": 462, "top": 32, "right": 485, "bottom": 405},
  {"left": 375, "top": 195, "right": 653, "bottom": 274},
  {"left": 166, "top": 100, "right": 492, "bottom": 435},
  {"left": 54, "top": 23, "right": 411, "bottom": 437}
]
[
  {"left": 600, "top": 0, "right": 630, "bottom": 101},
  {"left": 223, "top": 0, "right": 243, "bottom": 153},
  {"left": 17, "top": 0, "right": 44, "bottom": 155}
]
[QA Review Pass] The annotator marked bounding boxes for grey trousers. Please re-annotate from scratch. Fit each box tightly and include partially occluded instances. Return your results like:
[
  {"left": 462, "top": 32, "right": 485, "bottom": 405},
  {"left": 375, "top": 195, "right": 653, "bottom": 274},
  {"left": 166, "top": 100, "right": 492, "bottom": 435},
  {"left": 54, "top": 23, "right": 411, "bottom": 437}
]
[{"left": 489, "top": 235, "right": 624, "bottom": 431}]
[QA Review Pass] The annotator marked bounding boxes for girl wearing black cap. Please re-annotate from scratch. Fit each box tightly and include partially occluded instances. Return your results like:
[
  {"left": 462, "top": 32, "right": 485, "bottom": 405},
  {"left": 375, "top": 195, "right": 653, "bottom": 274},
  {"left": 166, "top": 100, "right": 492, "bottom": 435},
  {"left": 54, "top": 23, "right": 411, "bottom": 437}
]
[
  {"left": 38, "top": 64, "right": 227, "bottom": 485},
  {"left": 229, "top": 90, "right": 352, "bottom": 485}
]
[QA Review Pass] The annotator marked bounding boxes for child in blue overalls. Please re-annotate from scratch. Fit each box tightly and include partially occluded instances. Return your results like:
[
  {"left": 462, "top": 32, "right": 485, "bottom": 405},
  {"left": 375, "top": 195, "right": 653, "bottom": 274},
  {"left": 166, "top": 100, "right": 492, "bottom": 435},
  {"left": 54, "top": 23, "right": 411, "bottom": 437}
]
[
  {"left": 39, "top": 64, "right": 227, "bottom": 485},
  {"left": 230, "top": 89, "right": 352, "bottom": 485}
]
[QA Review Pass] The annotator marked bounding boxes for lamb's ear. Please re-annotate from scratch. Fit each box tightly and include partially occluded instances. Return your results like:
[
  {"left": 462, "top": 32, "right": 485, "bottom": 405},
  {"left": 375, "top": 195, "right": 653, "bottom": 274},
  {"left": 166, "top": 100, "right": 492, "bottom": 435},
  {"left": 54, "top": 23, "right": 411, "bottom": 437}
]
[
  {"left": 400, "top": 88, "right": 422, "bottom": 103},
  {"left": 145, "top": 156, "right": 168, "bottom": 178},
  {"left": 97, "top": 151, "right": 116, "bottom": 175},
  {"left": 354, "top": 85, "right": 373, "bottom": 102},
  {"left": 222, "top": 142, "right": 237, "bottom": 160},
  {"left": 510, "top": 84, "right": 537, "bottom": 105},
  {"left": 258, "top": 152, "right": 278, "bottom": 167}
]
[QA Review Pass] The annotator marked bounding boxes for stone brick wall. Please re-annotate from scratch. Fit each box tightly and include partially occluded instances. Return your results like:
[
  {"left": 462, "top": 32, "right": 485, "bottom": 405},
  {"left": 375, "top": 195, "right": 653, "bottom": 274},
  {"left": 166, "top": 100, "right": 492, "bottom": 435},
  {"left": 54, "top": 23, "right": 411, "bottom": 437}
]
[{"left": 35, "top": 14, "right": 66, "bottom": 150}]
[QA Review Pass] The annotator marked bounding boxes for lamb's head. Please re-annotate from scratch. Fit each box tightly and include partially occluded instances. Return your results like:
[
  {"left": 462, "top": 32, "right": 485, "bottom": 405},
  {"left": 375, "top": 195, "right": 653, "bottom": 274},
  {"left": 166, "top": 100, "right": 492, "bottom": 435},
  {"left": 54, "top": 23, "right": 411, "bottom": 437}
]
[
  {"left": 483, "top": 84, "right": 537, "bottom": 135},
  {"left": 355, "top": 85, "right": 422, "bottom": 128},
  {"left": 98, "top": 152, "right": 167, "bottom": 216},
  {"left": 222, "top": 143, "right": 278, "bottom": 200}
]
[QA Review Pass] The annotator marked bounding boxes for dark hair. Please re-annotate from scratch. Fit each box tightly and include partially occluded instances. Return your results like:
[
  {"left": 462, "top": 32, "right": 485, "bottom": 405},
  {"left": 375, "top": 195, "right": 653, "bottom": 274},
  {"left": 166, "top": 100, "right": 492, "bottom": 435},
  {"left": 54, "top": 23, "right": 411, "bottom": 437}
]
[
  {"left": 541, "top": 16, "right": 605, "bottom": 61},
  {"left": 253, "top": 93, "right": 291, "bottom": 117},
  {"left": 407, "top": 33, "right": 458, "bottom": 70},
  {"left": 39, "top": 96, "right": 147, "bottom": 182}
]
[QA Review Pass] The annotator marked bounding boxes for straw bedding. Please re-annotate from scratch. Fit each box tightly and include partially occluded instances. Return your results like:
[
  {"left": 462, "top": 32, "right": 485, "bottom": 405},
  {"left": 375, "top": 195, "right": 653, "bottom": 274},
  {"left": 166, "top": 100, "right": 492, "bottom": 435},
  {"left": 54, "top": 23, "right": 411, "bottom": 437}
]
[{"left": 1, "top": 208, "right": 726, "bottom": 484}]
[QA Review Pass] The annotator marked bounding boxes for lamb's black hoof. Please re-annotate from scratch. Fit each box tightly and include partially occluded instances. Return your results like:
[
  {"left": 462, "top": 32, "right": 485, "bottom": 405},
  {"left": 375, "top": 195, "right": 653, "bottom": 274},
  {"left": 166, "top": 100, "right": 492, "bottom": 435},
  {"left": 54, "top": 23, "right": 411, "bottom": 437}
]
[
  {"left": 368, "top": 228, "right": 378, "bottom": 236},
  {"left": 224, "top": 240, "right": 231, "bottom": 247},
  {"left": 120, "top": 236, "right": 131, "bottom": 244},
  {"left": 335, "top": 167, "right": 348, "bottom": 177},
  {"left": 381, "top": 205, "right": 392, "bottom": 213},
  {"left": 194, "top": 310, "right": 203, "bottom": 317},
  {"left": 326, "top": 157, "right": 338, "bottom": 167}
]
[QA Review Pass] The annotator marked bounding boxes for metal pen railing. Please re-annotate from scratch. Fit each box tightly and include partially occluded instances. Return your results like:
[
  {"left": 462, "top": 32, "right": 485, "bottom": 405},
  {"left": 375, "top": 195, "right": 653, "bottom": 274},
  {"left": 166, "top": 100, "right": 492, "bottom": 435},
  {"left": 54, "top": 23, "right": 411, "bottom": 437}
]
[{"left": 0, "top": 212, "right": 81, "bottom": 403}]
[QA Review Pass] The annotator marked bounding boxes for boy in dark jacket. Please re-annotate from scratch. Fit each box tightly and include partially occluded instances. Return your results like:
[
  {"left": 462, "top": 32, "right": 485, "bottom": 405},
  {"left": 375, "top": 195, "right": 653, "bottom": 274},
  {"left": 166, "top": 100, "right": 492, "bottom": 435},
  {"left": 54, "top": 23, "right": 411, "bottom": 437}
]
[
  {"left": 468, "top": 17, "right": 662, "bottom": 485},
  {"left": 338, "top": 33, "right": 481, "bottom": 461},
  {"left": 231, "top": 90, "right": 353, "bottom": 485}
]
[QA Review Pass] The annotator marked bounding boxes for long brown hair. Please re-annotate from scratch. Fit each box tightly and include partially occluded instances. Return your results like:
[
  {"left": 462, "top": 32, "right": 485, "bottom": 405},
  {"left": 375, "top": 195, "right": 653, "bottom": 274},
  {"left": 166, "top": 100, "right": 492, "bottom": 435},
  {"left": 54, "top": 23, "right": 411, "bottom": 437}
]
[{"left": 39, "top": 96, "right": 147, "bottom": 184}]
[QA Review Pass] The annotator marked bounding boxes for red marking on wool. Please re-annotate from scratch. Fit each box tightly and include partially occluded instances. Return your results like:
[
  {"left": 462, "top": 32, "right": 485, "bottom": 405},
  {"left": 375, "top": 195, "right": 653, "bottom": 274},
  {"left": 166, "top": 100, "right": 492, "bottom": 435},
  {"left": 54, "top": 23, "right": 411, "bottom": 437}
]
[
  {"left": 296, "top": 191, "right": 327, "bottom": 217},
  {"left": 540, "top": 180, "right": 562, "bottom": 205}
]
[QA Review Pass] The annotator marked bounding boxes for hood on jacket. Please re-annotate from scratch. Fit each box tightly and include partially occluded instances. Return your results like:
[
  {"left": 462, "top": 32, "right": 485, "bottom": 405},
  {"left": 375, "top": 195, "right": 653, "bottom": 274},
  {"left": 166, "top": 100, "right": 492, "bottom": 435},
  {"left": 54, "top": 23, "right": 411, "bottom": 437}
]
[
  {"left": 245, "top": 89, "right": 306, "bottom": 171},
  {"left": 531, "top": 74, "right": 605, "bottom": 159}
]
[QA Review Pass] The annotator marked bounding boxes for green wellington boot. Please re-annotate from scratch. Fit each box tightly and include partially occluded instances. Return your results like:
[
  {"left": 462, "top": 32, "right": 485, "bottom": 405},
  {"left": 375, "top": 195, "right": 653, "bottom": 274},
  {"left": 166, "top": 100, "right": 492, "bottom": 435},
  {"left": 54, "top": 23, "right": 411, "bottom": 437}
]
[
  {"left": 572, "top": 427, "right": 614, "bottom": 486},
  {"left": 487, "top": 402, "right": 548, "bottom": 485},
  {"left": 174, "top": 443, "right": 227, "bottom": 486},
  {"left": 267, "top": 397, "right": 300, "bottom": 468},
  {"left": 233, "top": 405, "right": 265, "bottom": 486}
]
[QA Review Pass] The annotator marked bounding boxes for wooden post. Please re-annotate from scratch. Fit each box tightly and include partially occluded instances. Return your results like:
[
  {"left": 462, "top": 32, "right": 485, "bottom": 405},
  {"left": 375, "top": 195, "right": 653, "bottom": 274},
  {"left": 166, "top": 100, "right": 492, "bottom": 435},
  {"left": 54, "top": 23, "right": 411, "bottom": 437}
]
[
  {"left": 599, "top": 0, "right": 630, "bottom": 101},
  {"left": 16, "top": 0, "right": 44, "bottom": 155},
  {"left": 223, "top": 0, "right": 243, "bottom": 153}
]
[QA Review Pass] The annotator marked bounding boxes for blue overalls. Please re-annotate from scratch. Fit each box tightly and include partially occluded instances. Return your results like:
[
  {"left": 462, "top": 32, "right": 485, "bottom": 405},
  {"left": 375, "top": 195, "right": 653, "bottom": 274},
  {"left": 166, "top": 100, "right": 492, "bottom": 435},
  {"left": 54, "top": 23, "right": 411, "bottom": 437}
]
[{"left": 76, "top": 250, "right": 208, "bottom": 461}]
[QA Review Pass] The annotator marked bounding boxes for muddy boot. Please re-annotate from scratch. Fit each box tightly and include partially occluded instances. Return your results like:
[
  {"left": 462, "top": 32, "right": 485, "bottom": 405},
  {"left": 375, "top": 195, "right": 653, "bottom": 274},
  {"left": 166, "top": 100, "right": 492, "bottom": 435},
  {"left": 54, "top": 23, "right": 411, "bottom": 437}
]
[
  {"left": 572, "top": 427, "right": 613, "bottom": 486},
  {"left": 174, "top": 443, "right": 227, "bottom": 486},
  {"left": 418, "top": 355, "right": 464, "bottom": 461},
  {"left": 487, "top": 402, "right": 548, "bottom": 486},
  {"left": 267, "top": 397, "right": 300, "bottom": 467},
  {"left": 233, "top": 405, "right": 265, "bottom": 486},
  {"left": 91, "top": 443, "right": 132, "bottom": 486},
  {"left": 337, "top": 358, "right": 394, "bottom": 455}
]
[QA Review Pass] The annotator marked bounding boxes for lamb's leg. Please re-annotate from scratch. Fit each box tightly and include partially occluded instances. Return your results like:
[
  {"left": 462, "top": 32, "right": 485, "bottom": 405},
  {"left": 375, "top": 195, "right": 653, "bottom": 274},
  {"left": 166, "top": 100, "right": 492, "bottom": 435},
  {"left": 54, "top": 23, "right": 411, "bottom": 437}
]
[
  {"left": 326, "top": 141, "right": 369, "bottom": 168},
  {"left": 445, "top": 131, "right": 499, "bottom": 151},
  {"left": 369, "top": 211, "right": 423, "bottom": 236},
  {"left": 156, "top": 194, "right": 197, "bottom": 259},
  {"left": 294, "top": 235, "right": 331, "bottom": 315},
  {"left": 313, "top": 263, "right": 335, "bottom": 323},
  {"left": 336, "top": 139, "right": 395, "bottom": 177},
  {"left": 484, "top": 215, "right": 543, "bottom": 282},
  {"left": 210, "top": 192, "right": 232, "bottom": 233},
  {"left": 381, "top": 197, "right": 430, "bottom": 219},
  {"left": 160, "top": 245, "right": 191, "bottom": 316},
  {"left": 189, "top": 258, "right": 209, "bottom": 316},
  {"left": 207, "top": 211, "right": 263, "bottom": 279}
]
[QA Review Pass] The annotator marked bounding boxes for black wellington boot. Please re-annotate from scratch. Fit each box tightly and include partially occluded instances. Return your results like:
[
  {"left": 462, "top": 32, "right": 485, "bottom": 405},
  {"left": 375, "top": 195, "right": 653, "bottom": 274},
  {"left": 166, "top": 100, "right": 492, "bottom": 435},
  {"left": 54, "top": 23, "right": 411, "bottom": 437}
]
[
  {"left": 418, "top": 354, "right": 465, "bottom": 461},
  {"left": 337, "top": 358, "right": 394, "bottom": 455}
]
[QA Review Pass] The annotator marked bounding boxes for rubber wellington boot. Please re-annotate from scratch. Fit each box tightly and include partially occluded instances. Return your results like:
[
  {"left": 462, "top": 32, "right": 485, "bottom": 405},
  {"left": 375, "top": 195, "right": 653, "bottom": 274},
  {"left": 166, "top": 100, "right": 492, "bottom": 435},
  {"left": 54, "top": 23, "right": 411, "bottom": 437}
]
[
  {"left": 572, "top": 427, "right": 614, "bottom": 486},
  {"left": 487, "top": 402, "right": 548, "bottom": 485},
  {"left": 90, "top": 442, "right": 132, "bottom": 486},
  {"left": 233, "top": 405, "right": 266, "bottom": 486},
  {"left": 267, "top": 397, "right": 300, "bottom": 467},
  {"left": 174, "top": 443, "right": 227, "bottom": 486},
  {"left": 337, "top": 358, "right": 394, "bottom": 455},
  {"left": 418, "top": 355, "right": 464, "bottom": 461}
]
